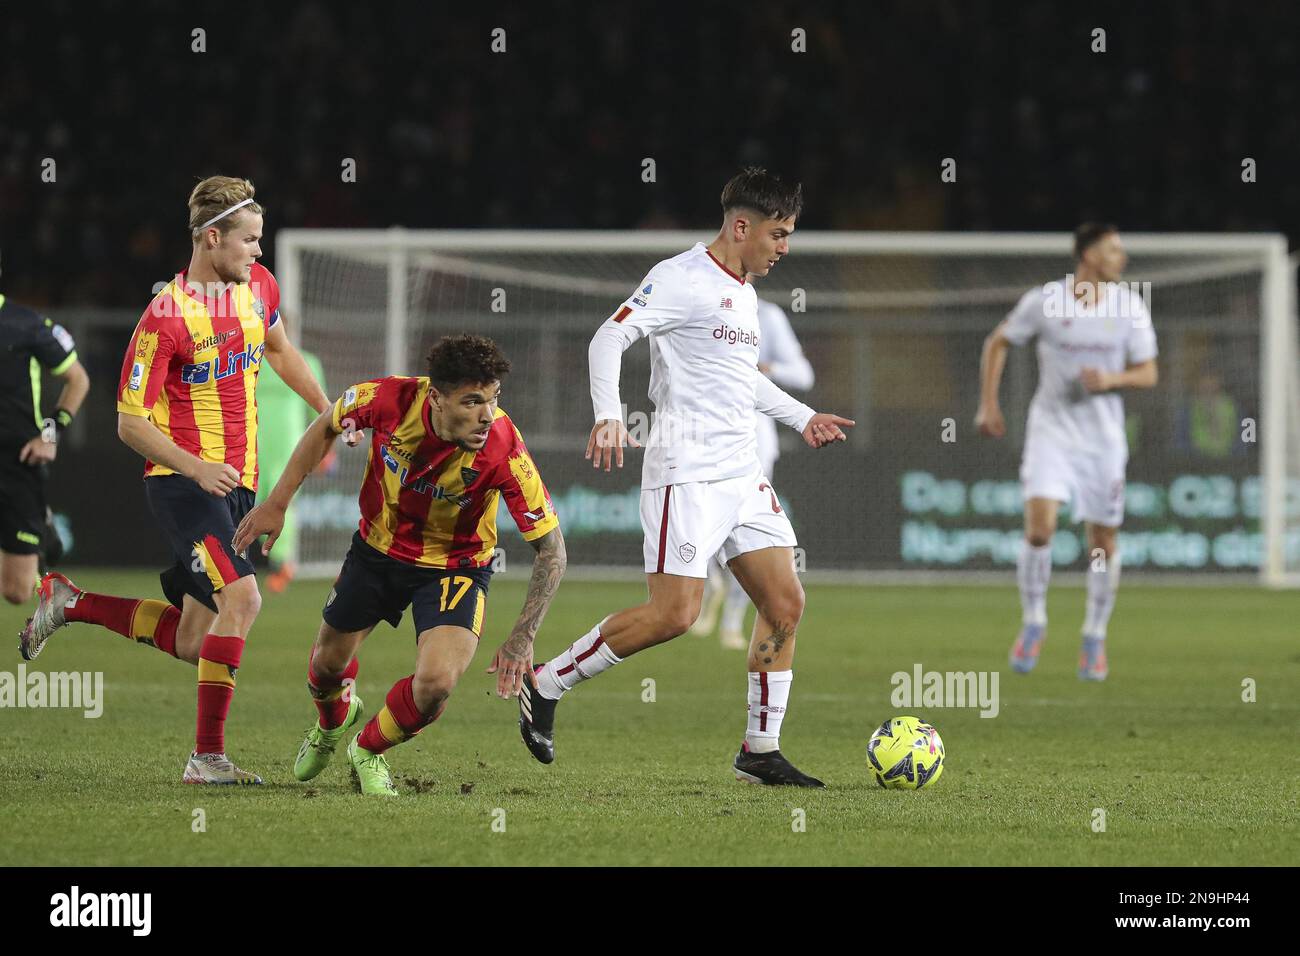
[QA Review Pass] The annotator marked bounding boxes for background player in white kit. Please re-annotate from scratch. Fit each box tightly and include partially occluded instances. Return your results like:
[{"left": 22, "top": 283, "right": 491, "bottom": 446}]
[
  {"left": 976, "top": 224, "right": 1158, "bottom": 680},
  {"left": 518, "top": 168, "right": 854, "bottom": 787},
  {"left": 691, "top": 298, "right": 814, "bottom": 649}
]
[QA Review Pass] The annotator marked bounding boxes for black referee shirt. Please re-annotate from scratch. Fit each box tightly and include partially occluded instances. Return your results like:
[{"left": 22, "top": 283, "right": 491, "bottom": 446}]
[{"left": 0, "top": 293, "right": 77, "bottom": 451}]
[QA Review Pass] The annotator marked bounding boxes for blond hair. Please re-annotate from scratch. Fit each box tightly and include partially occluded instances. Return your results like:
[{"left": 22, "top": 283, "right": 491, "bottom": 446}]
[{"left": 188, "top": 176, "right": 264, "bottom": 241}]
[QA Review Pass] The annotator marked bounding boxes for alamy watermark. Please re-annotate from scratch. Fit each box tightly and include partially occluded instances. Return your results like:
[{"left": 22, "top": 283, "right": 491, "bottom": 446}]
[
  {"left": 0, "top": 665, "right": 103, "bottom": 718},
  {"left": 1043, "top": 275, "right": 1152, "bottom": 320},
  {"left": 49, "top": 886, "right": 150, "bottom": 936},
  {"left": 891, "top": 664, "right": 1000, "bottom": 718}
]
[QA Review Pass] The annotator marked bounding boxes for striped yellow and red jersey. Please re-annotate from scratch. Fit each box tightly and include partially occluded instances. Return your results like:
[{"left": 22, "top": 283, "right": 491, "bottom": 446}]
[
  {"left": 116, "top": 263, "right": 281, "bottom": 491},
  {"left": 331, "top": 376, "right": 559, "bottom": 568}
]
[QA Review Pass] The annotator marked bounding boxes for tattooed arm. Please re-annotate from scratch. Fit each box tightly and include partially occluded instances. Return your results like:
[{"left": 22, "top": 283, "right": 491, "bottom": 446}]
[{"left": 488, "top": 526, "right": 568, "bottom": 699}]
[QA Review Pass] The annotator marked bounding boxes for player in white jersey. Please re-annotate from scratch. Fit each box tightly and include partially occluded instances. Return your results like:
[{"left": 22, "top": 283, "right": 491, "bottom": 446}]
[
  {"left": 976, "top": 224, "right": 1158, "bottom": 680},
  {"left": 517, "top": 168, "right": 854, "bottom": 787},
  {"left": 690, "top": 297, "right": 815, "bottom": 649}
]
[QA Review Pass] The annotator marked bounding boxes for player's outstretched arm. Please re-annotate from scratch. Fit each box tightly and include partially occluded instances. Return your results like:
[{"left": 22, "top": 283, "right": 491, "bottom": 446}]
[
  {"left": 261, "top": 319, "right": 364, "bottom": 446},
  {"left": 801, "top": 412, "right": 856, "bottom": 448},
  {"left": 233, "top": 409, "right": 340, "bottom": 554},
  {"left": 975, "top": 321, "right": 1012, "bottom": 438},
  {"left": 487, "top": 526, "right": 567, "bottom": 698}
]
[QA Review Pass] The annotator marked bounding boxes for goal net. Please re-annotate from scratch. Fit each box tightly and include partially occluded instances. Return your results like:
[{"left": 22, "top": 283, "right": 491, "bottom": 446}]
[{"left": 276, "top": 230, "right": 1299, "bottom": 586}]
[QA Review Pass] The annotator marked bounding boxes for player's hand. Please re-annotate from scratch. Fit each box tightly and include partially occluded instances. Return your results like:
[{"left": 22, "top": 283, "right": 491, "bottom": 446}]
[
  {"left": 18, "top": 436, "right": 56, "bottom": 465},
  {"left": 192, "top": 460, "right": 241, "bottom": 497},
  {"left": 1079, "top": 367, "right": 1112, "bottom": 393},
  {"left": 975, "top": 404, "right": 1006, "bottom": 438},
  {"left": 486, "top": 634, "right": 534, "bottom": 699},
  {"left": 233, "top": 502, "right": 287, "bottom": 556},
  {"left": 340, "top": 426, "right": 364, "bottom": 448},
  {"left": 585, "top": 419, "right": 641, "bottom": 471},
  {"left": 802, "top": 413, "right": 855, "bottom": 449}
]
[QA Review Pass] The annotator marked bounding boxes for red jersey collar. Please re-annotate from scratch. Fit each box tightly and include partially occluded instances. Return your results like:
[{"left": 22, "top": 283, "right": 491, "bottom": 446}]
[{"left": 704, "top": 247, "right": 746, "bottom": 285}]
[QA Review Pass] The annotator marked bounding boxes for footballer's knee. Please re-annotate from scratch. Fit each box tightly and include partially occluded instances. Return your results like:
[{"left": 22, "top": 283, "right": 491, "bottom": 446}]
[
  {"left": 1025, "top": 530, "right": 1053, "bottom": 548},
  {"left": 1088, "top": 528, "right": 1118, "bottom": 557},
  {"left": 656, "top": 602, "right": 701, "bottom": 640},
  {"left": 312, "top": 626, "right": 359, "bottom": 676},
  {"left": 2, "top": 584, "right": 29, "bottom": 605},
  {"left": 756, "top": 579, "right": 805, "bottom": 629},
  {"left": 412, "top": 670, "right": 456, "bottom": 713},
  {"left": 215, "top": 576, "right": 262, "bottom": 628},
  {"left": 310, "top": 643, "right": 351, "bottom": 680}
]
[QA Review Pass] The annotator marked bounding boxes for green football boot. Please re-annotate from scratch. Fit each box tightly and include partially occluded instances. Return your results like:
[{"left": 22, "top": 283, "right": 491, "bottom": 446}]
[
  {"left": 293, "top": 693, "right": 365, "bottom": 782},
  {"left": 347, "top": 735, "right": 398, "bottom": 797}
]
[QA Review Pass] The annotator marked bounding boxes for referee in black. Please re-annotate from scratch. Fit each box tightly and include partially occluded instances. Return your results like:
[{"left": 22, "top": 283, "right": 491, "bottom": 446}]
[{"left": 0, "top": 256, "right": 90, "bottom": 604}]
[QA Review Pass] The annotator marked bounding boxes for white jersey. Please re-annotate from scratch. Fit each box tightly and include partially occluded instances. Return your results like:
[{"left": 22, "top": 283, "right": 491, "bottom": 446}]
[
  {"left": 755, "top": 299, "right": 815, "bottom": 471},
  {"left": 589, "top": 242, "right": 815, "bottom": 490},
  {"left": 1003, "top": 277, "right": 1157, "bottom": 455}
]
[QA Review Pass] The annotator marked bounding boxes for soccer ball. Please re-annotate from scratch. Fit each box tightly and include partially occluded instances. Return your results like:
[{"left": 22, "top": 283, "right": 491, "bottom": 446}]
[{"left": 867, "top": 715, "right": 945, "bottom": 790}]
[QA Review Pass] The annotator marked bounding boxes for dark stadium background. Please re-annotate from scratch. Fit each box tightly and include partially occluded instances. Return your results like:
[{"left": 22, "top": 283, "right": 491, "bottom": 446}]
[{"left": 2, "top": 0, "right": 1297, "bottom": 566}]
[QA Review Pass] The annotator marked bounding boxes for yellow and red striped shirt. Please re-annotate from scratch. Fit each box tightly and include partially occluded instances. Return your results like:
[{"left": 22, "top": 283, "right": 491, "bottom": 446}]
[
  {"left": 332, "top": 376, "right": 558, "bottom": 568},
  {"left": 117, "top": 263, "right": 280, "bottom": 491}
]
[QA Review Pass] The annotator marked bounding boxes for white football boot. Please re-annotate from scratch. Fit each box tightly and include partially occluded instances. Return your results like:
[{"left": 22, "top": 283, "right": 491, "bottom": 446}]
[
  {"left": 19, "top": 571, "right": 82, "bottom": 662},
  {"left": 182, "top": 752, "right": 264, "bottom": 785}
]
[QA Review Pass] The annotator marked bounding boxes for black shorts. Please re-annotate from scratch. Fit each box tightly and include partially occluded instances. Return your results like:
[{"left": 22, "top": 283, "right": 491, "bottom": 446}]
[
  {"left": 0, "top": 454, "right": 46, "bottom": 556},
  {"left": 323, "top": 531, "right": 492, "bottom": 640},
  {"left": 144, "top": 474, "right": 256, "bottom": 613}
]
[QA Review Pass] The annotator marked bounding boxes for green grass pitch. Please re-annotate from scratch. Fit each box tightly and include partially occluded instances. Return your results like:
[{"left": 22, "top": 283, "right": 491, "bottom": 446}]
[{"left": 2, "top": 569, "right": 1296, "bottom": 865}]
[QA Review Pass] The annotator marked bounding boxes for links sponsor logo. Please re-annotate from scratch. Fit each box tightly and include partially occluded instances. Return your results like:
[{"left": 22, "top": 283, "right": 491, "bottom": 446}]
[
  {"left": 0, "top": 665, "right": 103, "bottom": 718},
  {"left": 50, "top": 886, "right": 151, "bottom": 936},
  {"left": 180, "top": 341, "right": 266, "bottom": 385},
  {"left": 712, "top": 322, "right": 759, "bottom": 347},
  {"left": 380, "top": 446, "right": 472, "bottom": 506}
]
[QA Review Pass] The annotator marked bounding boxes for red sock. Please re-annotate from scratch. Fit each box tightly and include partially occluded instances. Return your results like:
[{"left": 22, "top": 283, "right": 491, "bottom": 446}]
[
  {"left": 308, "top": 647, "right": 359, "bottom": 729},
  {"left": 64, "top": 594, "right": 181, "bottom": 657},
  {"left": 356, "top": 675, "right": 443, "bottom": 754},
  {"left": 196, "top": 634, "right": 244, "bottom": 754}
]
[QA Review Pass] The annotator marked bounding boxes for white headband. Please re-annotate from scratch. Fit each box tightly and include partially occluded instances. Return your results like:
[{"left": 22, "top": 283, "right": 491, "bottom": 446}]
[{"left": 198, "top": 197, "right": 255, "bottom": 230}]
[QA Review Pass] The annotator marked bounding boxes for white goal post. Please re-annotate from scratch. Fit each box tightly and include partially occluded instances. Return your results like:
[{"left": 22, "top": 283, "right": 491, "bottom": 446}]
[{"left": 276, "top": 229, "right": 1298, "bottom": 587}]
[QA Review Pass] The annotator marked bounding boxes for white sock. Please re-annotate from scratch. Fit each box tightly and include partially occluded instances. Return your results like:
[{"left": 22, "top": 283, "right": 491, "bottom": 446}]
[
  {"left": 535, "top": 622, "right": 622, "bottom": 700},
  {"left": 745, "top": 670, "right": 792, "bottom": 754},
  {"left": 720, "top": 573, "right": 748, "bottom": 634},
  {"left": 1083, "top": 552, "right": 1121, "bottom": 640},
  {"left": 1017, "top": 540, "right": 1052, "bottom": 625}
]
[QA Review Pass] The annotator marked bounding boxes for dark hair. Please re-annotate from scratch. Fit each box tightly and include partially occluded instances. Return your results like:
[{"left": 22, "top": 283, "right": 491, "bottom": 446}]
[
  {"left": 720, "top": 166, "right": 803, "bottom": 221},
  {"left": 1074, "top": 222, "right": 1118, "bottom": 260},
  {"left": 424, "top": 334, "right": 511, "bottom": 392}
]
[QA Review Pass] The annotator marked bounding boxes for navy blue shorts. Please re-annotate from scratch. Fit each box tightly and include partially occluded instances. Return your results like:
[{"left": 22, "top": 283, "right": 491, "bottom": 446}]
[
  {"left": 323, "top": 532, "right": 492, "bottom": 640},
  {"left": 144, "top": 474, "right": 256, "bottom": 613}
]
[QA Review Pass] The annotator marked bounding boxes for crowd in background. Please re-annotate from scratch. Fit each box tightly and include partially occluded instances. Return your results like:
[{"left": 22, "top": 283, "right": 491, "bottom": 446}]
[{"left": 2, "top": 0, "right": 1297, "bottom": 306}]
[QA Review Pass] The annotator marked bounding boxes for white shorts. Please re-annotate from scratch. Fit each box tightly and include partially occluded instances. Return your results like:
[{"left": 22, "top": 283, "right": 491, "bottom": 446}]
[
  {"left": 1020, "top": 441, "right": 1126, "bottom": 527},
  {"left": 640, "top": 466, "right": 798, "bottom": 577}
]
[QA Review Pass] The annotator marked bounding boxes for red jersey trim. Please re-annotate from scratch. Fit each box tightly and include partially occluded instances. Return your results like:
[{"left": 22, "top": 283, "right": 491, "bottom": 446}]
[{"left": 704, "top": 249, "right": 746, "bottom": 285}]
